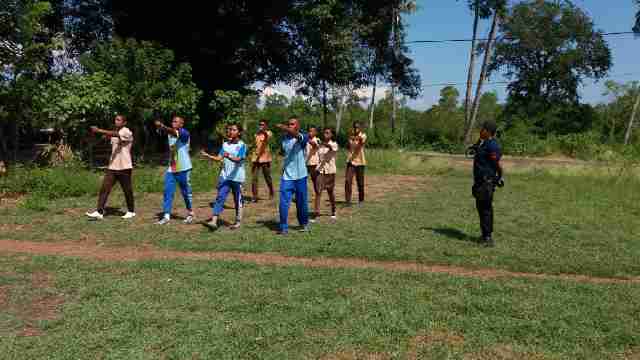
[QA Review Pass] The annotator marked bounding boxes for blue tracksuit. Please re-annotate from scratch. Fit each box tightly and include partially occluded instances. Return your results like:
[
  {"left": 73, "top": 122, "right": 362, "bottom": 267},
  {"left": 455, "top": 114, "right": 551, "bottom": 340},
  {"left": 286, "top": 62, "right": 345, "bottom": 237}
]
[
  {"left": 211, "top": 140, "right": 247, "bottom": 221},
  {"left": 279, "top": 133, "right": 309, "bottom": 232},
  {"left": 163, "top": 169, "right": 193, "bottom": 215}
]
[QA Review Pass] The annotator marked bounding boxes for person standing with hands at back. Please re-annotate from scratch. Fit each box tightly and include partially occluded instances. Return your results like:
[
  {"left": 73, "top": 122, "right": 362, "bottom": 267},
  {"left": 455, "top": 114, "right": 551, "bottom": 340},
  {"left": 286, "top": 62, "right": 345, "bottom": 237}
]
[
  {"left": 345, "top": 121, "right": 367, "bottom": 206},
  {"left": 86, "top": 115, "right": 136, "bottom": 220},
  {"left": 250, "top": 119, "right": 274, "bottom": 203},
  {"left": 154, "top": 116, "right": 194, "bottom": 225},
  {"left": 305, "top": 126, "right": 321, "bottom": 220},
  {"left": 275, "top": 117, "right": 310, "bottom": 234},
  {"left": 472, "top": 121, "right": 504, "bottom": 247},
  {"left": 201, "top": 123, "right": 247, "bottom": 230}
]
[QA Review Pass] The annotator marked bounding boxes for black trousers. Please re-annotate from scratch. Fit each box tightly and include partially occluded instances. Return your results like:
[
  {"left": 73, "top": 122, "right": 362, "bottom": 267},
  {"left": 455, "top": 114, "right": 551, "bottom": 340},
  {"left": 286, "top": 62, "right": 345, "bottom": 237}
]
[
  {"left": 472, "top": 182, "right": 494, "bottom": 238},
  {"left": 98, "top": 169, "right": 135, "bottom": 214},
  {"left": 345, "top": 163, "right": 365, "bottom": 203}
]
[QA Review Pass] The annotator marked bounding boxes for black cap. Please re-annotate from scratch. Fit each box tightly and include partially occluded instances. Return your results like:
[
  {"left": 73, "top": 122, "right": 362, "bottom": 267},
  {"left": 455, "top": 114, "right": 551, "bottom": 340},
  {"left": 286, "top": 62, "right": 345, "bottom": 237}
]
[{"left": 481, "top": 121, "right": 497, "bottom": 135}]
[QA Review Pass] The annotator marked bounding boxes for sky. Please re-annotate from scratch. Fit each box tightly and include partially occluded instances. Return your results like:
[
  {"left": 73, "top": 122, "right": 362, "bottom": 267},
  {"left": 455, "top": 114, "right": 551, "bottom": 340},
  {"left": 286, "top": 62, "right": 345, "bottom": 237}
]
[
  {"left": 261, "top": 1, "right": 638, "bottom": 110},
  {"left": 404, "top": 0, "right": 639, "bottom": 110}
]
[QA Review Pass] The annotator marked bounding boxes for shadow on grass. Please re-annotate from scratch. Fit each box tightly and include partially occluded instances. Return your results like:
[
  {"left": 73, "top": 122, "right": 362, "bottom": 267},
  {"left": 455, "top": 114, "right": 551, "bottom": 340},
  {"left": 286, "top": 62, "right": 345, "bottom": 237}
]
[
  {"left": 256, "top": 219, "right": 281, "bottom": 232},
  {"left": 104, "top": 207, "right": 126, "bottom": 216},
  {"left": 423, "top": 227, "right": 478, "bottom": 243}
]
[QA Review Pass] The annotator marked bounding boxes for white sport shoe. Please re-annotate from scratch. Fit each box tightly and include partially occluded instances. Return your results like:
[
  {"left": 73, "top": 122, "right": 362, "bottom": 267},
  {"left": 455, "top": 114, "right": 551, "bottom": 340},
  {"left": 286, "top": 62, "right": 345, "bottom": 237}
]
[
  {"left": 156, "top": 216, "right": 170, "bottom": 225},
  {"left": 121, "top": 212, "right": 136, "bottom": 219},
  {"left": 86, "top": 211, "right": 104, "bottom": 220},
  {"left": 183, "top": 215, "right": 194, "bottom": 224},
  {"left": 330, "top": 215, "right": 337, "bottom": 221}
]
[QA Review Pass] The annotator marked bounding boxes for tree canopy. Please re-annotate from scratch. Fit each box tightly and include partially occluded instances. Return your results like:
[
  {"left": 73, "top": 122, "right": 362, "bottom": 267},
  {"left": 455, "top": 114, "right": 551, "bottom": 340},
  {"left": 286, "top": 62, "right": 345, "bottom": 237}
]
[{"left": 489, "top": 0, "right": 612, "bottom": 132}]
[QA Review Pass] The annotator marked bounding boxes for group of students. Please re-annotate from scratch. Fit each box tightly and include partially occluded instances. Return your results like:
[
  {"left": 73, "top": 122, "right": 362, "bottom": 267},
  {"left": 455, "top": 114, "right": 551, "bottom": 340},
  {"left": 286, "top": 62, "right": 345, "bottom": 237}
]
[
  {"left": 85, "top": 115, "right": 368, "bottom": 235},
  {"left": 84, "top": 114, "right": 504, "bottom": 245}
]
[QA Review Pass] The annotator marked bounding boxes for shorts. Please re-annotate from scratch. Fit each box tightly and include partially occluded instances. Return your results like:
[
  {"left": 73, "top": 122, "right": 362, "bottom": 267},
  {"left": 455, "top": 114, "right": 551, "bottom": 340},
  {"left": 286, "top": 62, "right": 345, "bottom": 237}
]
[{"left": 319, "top": 173, "right": 336, "bottom": 191}]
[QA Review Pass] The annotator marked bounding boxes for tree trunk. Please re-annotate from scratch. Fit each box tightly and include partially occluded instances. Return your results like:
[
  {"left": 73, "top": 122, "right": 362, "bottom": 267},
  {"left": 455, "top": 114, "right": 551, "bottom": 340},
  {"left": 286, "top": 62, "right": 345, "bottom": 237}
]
[
  {"left": 464, "top": 2, "right": 480, "bottom": 135},
  {"left": 242, "top": 101, "right": 248, "bottom": 134},
  {"left": 369, "top": 76, "right": 377, "bottom": 129},
  {"left": 0, "top": 123, "right": 7, "bottom": 161},
  {"left": 336, "top": 93, "right": 345, "bottom": 135},
  {"left": 465, "top": 11, "right": 499, "bottom": 145},
  {"left": 624, "top": 91, "right": 640, "bottom": 145},
  {"left": 322, "top": 80, "right": 328, "bottom": 128},
  {"left": 391, "top": 84, "right": 397, "bottom": 133},
  {"left": 12, "top": 119, "right": 19, "bottom": 162}
]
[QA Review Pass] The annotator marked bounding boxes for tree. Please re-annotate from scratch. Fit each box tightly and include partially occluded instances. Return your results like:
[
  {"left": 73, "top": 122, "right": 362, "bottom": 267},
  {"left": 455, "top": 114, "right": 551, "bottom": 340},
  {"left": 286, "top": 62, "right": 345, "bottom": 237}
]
[
  {"left": 624, "top": 82, "right": 640, "bottom": 145},
  {"left": 463, "top": 0, "right": 495, "bottom": 131},
  {"left": 0, "top": 0, "right": 55, "bottom": 161},
  {"left": 634, "top": 0, "right": 640, "bottom": 33},
  {"left": 80, "top": 38, "right": 201, "bottom": 155},
  {"left": 489, "top": 0, "right": 611, "bottom": 133},
  {"left": 464, "top": 0, "right": 506, "bottom": 144},
  {"left": 34, "top": 72, "right": 118, "bottom": 145},
  {"left": 289, "top": 0, "right": 366, "bottom": 127},
  {"left": 389, "top": 0, "right": 418, "bottom": 134}
]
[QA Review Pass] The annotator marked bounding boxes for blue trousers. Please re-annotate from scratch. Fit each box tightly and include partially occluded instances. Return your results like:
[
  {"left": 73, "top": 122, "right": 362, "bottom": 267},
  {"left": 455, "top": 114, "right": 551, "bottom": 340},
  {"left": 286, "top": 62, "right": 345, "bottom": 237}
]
[
  {"left": 163, "top": 170, "right": 193, "bottom": 215},
  {"left": 279, "top": 177, "right": 309, "bottom": 232},
  {"left": 212, "top": 179, "right": 243, "bottom": 221}
]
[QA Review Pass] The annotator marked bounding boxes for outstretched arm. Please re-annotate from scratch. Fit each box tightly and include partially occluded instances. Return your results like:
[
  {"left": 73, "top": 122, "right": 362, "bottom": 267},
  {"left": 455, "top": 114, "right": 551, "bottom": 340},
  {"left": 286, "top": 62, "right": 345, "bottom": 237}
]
[
  {"left": 154, "top": 120, "right": 179, "bottom": 137},
  {"left": 276, "top": 123, "right": 299, "bottom": 138},
  {"left": 200, "top": 150, "right": 223, "bottom": 162},
  {"left": 90, "top": 126, "right": 118, "bottom": 137}
]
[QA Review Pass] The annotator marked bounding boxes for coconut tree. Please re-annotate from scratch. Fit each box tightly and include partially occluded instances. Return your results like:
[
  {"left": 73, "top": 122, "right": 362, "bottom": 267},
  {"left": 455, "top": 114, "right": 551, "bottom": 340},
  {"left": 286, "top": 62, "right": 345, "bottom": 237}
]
[{"left": 464, "top": 0, "right": 507, "bottom": 144}]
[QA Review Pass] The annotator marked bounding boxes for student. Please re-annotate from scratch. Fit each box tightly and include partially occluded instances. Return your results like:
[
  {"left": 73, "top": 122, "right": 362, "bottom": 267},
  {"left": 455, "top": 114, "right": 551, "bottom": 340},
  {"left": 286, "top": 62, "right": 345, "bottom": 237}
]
[
  {"left": 471, "top": 121, "right": 504, "bottom": 247},
  {"left": 305, "top": 126, "right": 320, "bottom": 217},
  {"left": 201, "top": 123, "right": 247, "bottom": 230},
  {"left": 345, "top": 121, "right": 367, "bottom": 205},
  {"left": 314, "top": 127, "right": 338, "bottom": 221},
  {"left": 250, "top": 119, "right": 274, "bottom": 202},
  {"left": 275, "top": 117, "right": 310, "bottom": 234},
  {"left": 154, "top": 116, "right": 194, "bottom": 225},
  {"left": 86, "top": 115, "right": 135, "bottom": 220}
]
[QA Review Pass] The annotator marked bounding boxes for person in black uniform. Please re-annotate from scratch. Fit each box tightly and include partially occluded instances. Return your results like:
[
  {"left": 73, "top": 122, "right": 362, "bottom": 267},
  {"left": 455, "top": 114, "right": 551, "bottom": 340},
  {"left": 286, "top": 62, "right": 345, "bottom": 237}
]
[{"left": 471, "top": 121, "right": 504, "bottom": 247}]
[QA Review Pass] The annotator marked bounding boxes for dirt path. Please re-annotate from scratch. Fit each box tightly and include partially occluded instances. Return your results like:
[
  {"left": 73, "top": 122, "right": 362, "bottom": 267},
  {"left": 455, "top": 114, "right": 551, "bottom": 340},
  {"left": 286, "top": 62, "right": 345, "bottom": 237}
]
[{"left": 1, "top": 239, "right": 638, "bottom": 285}]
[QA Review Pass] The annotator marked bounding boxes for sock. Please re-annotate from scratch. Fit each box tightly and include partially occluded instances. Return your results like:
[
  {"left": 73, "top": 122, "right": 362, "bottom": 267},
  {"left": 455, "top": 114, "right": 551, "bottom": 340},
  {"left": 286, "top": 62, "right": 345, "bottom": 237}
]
[{"left": 164, "top": 213, "right": 170, "bottom": 220}]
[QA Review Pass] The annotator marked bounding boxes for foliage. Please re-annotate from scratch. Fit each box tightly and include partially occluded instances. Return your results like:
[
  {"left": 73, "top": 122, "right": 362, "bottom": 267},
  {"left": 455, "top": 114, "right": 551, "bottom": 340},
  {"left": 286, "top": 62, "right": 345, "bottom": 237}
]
[
  {"left": 80, "top": 38, "right": 202, "bottom": 126},
  {"left": 490, "top": 0, "right": 612, "bottom": 132},
  {"left": 34, "top": 72, "right": 118, "bottom": 142}
]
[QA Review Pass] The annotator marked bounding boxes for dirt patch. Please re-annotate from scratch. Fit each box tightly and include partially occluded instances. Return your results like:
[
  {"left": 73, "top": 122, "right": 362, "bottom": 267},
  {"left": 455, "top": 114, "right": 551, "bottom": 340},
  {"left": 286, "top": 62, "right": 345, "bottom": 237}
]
[
  {"left": 0, "top": 271, "right": 65, "bottom": 337},
  {"left": 0, "top": 239, "right": 638, "bottom": 285},
  {"left": 620, "top": 348, "right": 640, "bottom": 360},
  {"left": 319, "top": 350, "right": 390, "bottom": 360},
  {"left": 407, "top": 329, "right": 465, "bottom": 360},
  {"left": 61, "top": 174, "right": 429, "bottom": 228},
  {"left": 464, "top": 344, "right": 548, "bottom": 360}
]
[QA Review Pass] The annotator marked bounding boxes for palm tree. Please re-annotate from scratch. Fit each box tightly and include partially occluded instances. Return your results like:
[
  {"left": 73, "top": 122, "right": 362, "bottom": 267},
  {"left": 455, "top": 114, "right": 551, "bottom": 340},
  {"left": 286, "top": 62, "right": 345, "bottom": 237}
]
[
  {"left": 389, "top": 0, "right": 417, "bottom": 134},
  {"left": 624, "top": 83, "right": 640, "bottom": 145},
  {"left": 463, "top": 1, "right": 492, "bottom": 136},
  {"left": 464, "top": 0, "right": 506, "bottom": 144},
  {"left": 634, "top": 0, "right": 640, "bottom": 33},
  {"left": 627, "top": 1, "right": 640, "bottom": 144}
]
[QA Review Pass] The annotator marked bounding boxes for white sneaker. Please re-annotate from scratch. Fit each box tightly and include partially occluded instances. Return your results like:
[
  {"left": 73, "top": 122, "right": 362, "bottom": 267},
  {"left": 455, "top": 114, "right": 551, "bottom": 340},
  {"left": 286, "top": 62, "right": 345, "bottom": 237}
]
[
  {"left": 86, "top": 211, "right": 103, "bottom": 220},
  {"left": 121, "top": 212, "right": 136, "bottom": 219},
  {"left": 183, "top": 215, "right": 194, "bottom": 224},
  {"left": 330, "top": 215, "right": 337, "bottom": 221},
  {"left": 156, "top": 216, "right": 170, "bottom": 225}
]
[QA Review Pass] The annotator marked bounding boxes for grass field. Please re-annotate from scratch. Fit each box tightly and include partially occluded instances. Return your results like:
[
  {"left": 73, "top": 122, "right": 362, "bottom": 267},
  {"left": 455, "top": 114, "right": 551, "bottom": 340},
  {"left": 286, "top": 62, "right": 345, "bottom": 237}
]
[{"left": 1, "top": 150, "right": 639, "bottom": 358}]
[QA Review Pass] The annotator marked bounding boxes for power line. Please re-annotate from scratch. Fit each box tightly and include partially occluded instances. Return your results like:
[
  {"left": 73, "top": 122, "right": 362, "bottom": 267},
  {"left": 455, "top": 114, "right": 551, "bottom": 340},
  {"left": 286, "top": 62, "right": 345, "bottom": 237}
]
[
  {"left": 407, "top": 31, "right": 637, "bottom": 44},
  {"left": 421, "top": 72, "right": 640, "bottom": 88}
]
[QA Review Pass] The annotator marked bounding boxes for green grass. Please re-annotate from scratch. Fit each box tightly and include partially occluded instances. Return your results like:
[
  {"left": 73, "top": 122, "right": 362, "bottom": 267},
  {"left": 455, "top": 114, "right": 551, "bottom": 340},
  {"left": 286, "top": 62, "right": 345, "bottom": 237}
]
[
  {"left": 0, "top": 254, "right": 638, "bottom": 359},
  {"left": 2, "top": 156, "right": 638, "bottom": 279}
]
